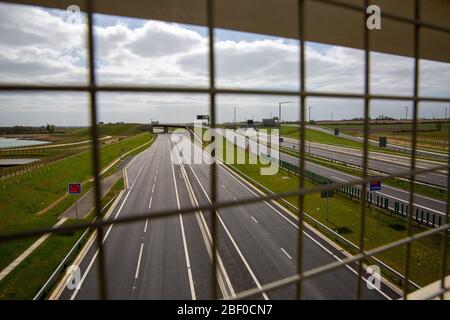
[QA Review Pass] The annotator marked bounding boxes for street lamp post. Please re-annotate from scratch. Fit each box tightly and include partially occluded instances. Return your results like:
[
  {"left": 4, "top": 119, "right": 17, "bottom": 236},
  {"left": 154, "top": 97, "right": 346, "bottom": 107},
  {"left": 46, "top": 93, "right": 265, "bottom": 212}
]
[{"left": 234, "top": 107, "right": 237, "bottom": 131}]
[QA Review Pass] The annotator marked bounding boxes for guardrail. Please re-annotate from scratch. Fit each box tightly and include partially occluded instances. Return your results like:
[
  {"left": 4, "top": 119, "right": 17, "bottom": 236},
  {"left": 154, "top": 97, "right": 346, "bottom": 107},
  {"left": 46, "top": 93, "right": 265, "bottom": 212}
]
[
  {"left": 33, "top": 194, "right": 119, "bottom": 300},
  {"left": 259, "top": 153, "right": 444, "bottom": 229},
  {"left": 226, "top": 158, "right": 421, "bottom": 291}
]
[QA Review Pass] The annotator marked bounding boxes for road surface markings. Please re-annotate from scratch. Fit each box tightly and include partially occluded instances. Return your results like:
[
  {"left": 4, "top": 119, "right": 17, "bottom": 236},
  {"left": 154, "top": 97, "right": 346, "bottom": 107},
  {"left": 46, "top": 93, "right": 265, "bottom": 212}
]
[
  {"left": 70, "top": 138, "right": 156, "bottom": 300},
  {"left": 175, "top": 141, "right": 235, "bottom": 298},
  {"left": 280, "top": 248, "right": 292, "bottom": 260},
  {"left": 222, "top": 162, "right": 392, "bottom": 300},
  {"left": 184, "top": 145, "right": 267, "bottom": 300},
  {"left": 144, "top": 219, "right": 149, "bottom": 233},
  {"left": 135, "top": 243, "right": 144, "bottom": 279},
  {"left": 251, "top": 216, "right": 258, "bottom": 224},
  {"left": 169, "top": 139, "right": 197, "bottom": 300},
  {"left": 148, "top": 196, "right": 153, "bottom": 209},
  {"left": 130, "top": 145, "right": 154, "bottom": 191}
]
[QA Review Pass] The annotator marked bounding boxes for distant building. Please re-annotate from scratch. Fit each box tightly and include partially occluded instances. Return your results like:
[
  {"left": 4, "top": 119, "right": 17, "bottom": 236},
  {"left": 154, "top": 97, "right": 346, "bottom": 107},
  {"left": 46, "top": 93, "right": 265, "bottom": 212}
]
[{"left": 262, "top": 118, "right": 277, "bottom": 127}]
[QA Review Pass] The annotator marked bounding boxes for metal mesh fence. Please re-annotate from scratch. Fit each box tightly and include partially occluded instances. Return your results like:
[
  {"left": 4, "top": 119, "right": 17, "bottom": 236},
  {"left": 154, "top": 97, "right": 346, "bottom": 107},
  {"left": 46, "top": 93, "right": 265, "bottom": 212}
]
[{"left": 0, "top": 0, "right": 449, "bottom": 300}]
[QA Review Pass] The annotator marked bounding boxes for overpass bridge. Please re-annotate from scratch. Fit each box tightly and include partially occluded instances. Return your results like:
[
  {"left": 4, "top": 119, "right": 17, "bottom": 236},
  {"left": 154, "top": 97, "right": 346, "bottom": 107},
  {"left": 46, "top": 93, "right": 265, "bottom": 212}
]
[{"left": 149, "top": 123, "right": 194, "bottom": 133}]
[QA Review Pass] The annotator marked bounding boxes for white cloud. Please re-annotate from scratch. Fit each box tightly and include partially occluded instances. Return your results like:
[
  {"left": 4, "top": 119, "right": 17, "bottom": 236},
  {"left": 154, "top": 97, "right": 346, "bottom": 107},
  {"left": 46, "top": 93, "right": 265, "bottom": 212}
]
[{"left": 0, "top": 2, "right": 448, "bottom": 125}]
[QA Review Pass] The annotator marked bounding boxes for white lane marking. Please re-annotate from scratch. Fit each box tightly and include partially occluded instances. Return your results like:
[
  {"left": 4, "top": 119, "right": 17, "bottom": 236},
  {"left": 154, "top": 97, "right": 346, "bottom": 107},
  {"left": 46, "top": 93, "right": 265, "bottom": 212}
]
[
  {"left": 182, "top": 149, "right": 266, "bottom": 300},
  {"left": 144, "top": 219, "right": 148, "bottom": 233},
  {"left": 175, "top": 142, "right": 234, "bottom": 298},
  {"left": 135, "top": 243, "right": 144, "bottom": 279},
  {"left": 251, "top": 216, "right": 258, "bottom": 224},
  {"left": 71, "top": 138, "right": 158, "bottom": 299},
  {"left": 221, "top": 184, "right": 226, "bottom": 189},
  {"left": 217, "top": 214, "right": 269, "bottom": 300},
  {"left": 221, "top": 162, "right": 392, "bottom": 300},
  {"left": 281, "top": 248, "right": 292, "bottom": 260},
  {"left": 179, "top": 214, "right": 196, "bottom": 300},
  {"left": 148, "top": 196, "right": 153, "bottom": 209},
  {"left": 70, "top": 250, "right": 98, "bottom": 300},
  {"left": 151, "top": 183, "right": 155, "bottom": 193},
  {"left": 130, "top": 146, "right": 154, "bottom": 191},
  {"left": 169, "top": 139, "right": 196, "bottom": 300}
]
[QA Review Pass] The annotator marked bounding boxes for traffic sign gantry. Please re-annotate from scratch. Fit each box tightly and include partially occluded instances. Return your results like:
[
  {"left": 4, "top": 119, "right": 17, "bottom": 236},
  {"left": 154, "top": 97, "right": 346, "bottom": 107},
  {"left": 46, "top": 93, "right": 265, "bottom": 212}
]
[{"left": 68, "top": 183, "right": 82, "bottom": 195}]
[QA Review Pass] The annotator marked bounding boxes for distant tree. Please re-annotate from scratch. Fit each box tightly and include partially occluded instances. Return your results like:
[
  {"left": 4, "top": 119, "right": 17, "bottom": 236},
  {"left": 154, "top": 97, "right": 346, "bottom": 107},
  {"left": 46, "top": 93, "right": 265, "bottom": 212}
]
[{"left": 47, "top": 124, "right": 56, "bottom": 133}]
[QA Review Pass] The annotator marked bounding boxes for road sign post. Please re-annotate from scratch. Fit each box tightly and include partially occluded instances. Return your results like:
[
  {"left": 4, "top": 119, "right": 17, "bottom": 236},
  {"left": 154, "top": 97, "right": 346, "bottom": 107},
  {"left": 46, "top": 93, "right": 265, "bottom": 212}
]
[
  {"left": 369, "top": 176, "right": 382, "bottom": 215},
  {"left": 321, "top": 183, "right": 334, "bottom": 222}
]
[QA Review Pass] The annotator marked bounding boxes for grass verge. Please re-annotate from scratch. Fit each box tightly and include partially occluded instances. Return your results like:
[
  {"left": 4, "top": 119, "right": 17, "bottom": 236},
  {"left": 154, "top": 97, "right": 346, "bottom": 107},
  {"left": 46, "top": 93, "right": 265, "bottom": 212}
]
[
  {"left": 281, "top": 146, "right": 447, "bottom": 202},
  {"left": 0, "top": 178, "right": 124, "bottom": 300},
  {"left": 0, "top": 132, "right": 153, "bottom": 271},
  {"left": 219, "top": 138, "right": 450, "bottom": 287}
]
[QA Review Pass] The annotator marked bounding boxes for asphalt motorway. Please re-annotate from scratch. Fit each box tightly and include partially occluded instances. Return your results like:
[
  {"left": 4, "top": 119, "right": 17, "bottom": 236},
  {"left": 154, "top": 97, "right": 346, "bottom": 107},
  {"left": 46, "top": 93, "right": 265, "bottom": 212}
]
[
  {"left": 57, "top": 133, "right": 400, "bottom": 300},
  {"left": 280, "top": 136, "right": 448, "bottom": 188},
  {"left": 231, "top": 129, "right": 447, "bottom": 221}
]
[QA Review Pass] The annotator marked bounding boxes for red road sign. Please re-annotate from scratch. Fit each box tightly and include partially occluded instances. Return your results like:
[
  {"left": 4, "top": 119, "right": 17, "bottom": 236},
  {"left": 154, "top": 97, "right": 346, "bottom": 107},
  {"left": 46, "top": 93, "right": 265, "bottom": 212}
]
[{"left": 68, "top": 183, "right": 82, "bottom": 194}]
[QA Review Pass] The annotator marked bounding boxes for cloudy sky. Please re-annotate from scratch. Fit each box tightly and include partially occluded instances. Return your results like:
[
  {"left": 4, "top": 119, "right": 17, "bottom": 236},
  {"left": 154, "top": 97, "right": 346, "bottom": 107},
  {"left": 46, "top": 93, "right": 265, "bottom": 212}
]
[{"left": 0, "top": 2, "right": 449, "bottom": 126}]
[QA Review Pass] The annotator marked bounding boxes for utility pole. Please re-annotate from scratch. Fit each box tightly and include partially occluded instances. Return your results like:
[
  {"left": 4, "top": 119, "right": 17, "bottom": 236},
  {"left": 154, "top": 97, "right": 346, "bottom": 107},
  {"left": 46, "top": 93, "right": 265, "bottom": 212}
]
[
  {"left": 445, "top": 106, "right": 448, "bottom": 120},
  {"left": 405, "top": 106, "right": 408, "bottom": 120}
]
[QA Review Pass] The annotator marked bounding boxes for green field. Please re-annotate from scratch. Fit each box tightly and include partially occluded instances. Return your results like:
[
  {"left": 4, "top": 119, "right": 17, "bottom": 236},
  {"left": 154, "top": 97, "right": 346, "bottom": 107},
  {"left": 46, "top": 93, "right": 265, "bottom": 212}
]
[
  {"left": 322, "top": 123, "right": 450, "bottom": 152},
  {"left": 67, "top": 123, "right": 148, "bottom": 141},
  {"left": 0, "top": 132, "right": 153, "bottom": 272},
  {"left": 281, "top": 125, "right": 366, "bottom": 149},
  {"left": 218, "top": 139, "right": 450, "bottom": 287},
  {"left": 0, "top": 178, "right": 125, "bottom": 300}
]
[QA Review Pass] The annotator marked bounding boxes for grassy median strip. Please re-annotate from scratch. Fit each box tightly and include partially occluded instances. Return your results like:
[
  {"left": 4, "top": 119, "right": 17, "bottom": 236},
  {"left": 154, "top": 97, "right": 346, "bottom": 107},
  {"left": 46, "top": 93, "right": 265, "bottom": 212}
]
[
  {"left": 280, "top": 125, "right": 445, "bottom": 161},
  {"left": 0, "top": 132, "right": 153, "bottom": 272},
  {"left": 218, "top": 138, "right": 449, "bottom": 287},
  {"left": 281, "top": 146, "right": 447, "bottom": 202},
  {"left": 0, "top": 178, "right": 125, "bottom": 300}
]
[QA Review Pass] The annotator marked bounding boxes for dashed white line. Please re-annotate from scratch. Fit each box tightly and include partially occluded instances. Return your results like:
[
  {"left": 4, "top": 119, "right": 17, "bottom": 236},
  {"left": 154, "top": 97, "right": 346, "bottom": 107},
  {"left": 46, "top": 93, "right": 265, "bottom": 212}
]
[
  {"left": 169, "top": 139, "right": 197, "bottom": 300},
  {"left": 280, "top": 248, "right": 292, "bottom": 260},
  {"left": 251, "top": 216, "right": 258, "bottom": 224},
  {"left": 144, "top": 219, "right": 149, "bottom": 233},
  {"left": 148, "top": 196, "right": 153, "bottom": 209},
  {"left": 135, "top": 243, "right": 144, "bottom": 279}
]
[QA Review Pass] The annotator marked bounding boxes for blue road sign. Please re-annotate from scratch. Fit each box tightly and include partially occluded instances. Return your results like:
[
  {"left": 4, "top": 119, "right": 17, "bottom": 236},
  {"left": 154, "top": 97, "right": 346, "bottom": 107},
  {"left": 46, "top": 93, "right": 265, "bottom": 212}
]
[{"left": 369, "top": 176, "right": 382, "bottom": 191}]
